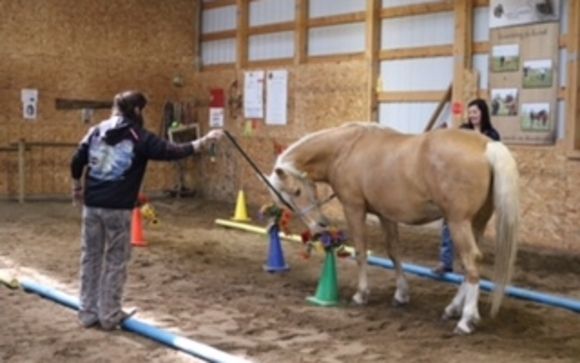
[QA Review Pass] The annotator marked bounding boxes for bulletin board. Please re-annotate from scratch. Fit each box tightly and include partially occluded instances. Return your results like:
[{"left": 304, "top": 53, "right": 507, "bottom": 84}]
[{"left": 489, "top": 22, "right": 559, "bottom": 145}]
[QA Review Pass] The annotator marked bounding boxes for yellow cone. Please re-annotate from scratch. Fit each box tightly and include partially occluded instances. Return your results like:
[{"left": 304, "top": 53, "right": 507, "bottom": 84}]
[{"left": 232, "top": 190, "right": 251, "bottom": 222}]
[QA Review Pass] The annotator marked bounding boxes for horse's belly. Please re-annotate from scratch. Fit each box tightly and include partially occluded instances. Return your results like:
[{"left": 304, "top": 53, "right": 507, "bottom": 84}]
[{"left": 375, "top": 200, "right": 442, "bottom": 225}]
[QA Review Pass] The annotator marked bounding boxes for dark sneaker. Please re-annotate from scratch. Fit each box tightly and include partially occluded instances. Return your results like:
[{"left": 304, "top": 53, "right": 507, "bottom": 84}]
[
  {"left": 100, "top": 308, "right": 138, "bottom": 330},
  {"left": 432, "top": 264, "right": 453, "bottom": 275}
]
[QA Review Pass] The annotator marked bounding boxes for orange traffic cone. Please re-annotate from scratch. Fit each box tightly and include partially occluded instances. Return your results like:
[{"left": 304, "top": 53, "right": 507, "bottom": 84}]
[{"left": 131, "top": 207, "right": 147, "bottom": 247}]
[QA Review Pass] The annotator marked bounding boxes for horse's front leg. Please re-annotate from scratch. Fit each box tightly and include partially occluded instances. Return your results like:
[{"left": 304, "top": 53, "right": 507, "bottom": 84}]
[{"left": 343, "top": 205, "right": 369, "bottom": 305}]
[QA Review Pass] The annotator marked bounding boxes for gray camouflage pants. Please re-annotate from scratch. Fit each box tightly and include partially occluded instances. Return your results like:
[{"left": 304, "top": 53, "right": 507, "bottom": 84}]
[{"left": 78, "top": 206, "right": 132, "bottom": 329}]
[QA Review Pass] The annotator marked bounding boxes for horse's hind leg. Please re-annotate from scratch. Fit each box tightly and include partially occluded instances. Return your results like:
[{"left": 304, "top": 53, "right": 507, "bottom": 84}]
[
  {"left": 380, "top": 217, "right": 409, "bottom": 306},
  {"left": 343, "top": 205, "right": 369, "bottom": 305},
  {"left": 444, "top": 220, "right": 482, "bottom": 334}
]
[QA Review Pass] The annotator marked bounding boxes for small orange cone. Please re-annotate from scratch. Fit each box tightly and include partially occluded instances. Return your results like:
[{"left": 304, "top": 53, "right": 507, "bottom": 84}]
[{"left": 131, "top": 207, "right": 147, "bottom": 247}]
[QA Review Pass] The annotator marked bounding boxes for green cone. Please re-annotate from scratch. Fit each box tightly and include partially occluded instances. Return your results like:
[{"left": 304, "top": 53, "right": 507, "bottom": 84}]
[{"left": 306, "top": 250, "right": 339, "bottom": 306}]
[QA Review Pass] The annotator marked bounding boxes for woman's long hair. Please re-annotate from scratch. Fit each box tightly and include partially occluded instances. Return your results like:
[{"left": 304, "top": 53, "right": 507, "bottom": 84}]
[
  {"left": 467, "top": 98, "right": 494, "bottom": 132},
  {"left": 112, "top": 91, "right": 148, "bottom": 126}
]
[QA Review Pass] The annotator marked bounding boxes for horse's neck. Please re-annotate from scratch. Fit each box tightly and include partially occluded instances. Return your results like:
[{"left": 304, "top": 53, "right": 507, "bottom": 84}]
[{"left": 283, "top": 127, "right": 359, "bottom": 182}]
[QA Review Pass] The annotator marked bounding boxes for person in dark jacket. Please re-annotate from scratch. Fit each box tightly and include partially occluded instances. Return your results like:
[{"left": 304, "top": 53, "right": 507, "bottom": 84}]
[
  {"left": 71, "top": 90, "right": 223, "bottom": 329},
  {"left": 433, "top": 98, "right": 501, "bottom": 274}
]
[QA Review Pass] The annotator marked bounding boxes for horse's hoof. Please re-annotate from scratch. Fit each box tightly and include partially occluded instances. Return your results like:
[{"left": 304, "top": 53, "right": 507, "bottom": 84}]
[
  {"left": 442, "top": 308, "right": 460, "bottom": 321},
  {"left": 352, "top": 292, "right": 368, "bottom": 306},
  {"left": 454, "top": 320, "right": 475, "bottom": 335},
  {"left": 392, "top": 297, "right": 409, "bottom": 307}
]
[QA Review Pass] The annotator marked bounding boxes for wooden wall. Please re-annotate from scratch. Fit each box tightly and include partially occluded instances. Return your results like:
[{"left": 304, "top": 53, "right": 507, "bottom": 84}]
[
  {"left": 0, "top": 0, "right": 200, "bottom": 197},
  {"left": 194, "top": 60, "right": 369, "bottom": 209},
  {"left": 0, "top": 1, "right": 578, "bottom": 253}
]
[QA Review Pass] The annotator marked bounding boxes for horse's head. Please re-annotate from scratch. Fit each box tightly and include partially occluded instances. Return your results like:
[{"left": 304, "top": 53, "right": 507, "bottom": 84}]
[{"left": 268, "top": 165, "right": 330, "bottom": 236}]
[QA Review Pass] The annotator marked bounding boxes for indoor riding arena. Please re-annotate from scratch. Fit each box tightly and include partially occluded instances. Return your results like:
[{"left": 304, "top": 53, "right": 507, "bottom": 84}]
[{"left": 2, "top": 1, "right": 580, "bottom": 362}]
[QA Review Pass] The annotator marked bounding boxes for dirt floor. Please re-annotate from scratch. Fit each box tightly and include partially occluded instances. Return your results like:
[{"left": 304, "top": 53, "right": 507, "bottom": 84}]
[{"left": 1, "top": 199, "right": 579, "bottom": 363}]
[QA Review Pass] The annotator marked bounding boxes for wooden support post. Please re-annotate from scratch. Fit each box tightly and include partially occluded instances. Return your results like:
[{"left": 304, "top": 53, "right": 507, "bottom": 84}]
[
  {"left": 451, "top": 0, "right": 473, "bottom": 127},
  {"left": 295, "top": 0, "right": 308, "bottom": 65},
  {"left": 424, "top": 84, "right": 452, "bottom": 132},
  {"left": 236, "top": 0, "right": 249, "bottom": 69},
  {"left": 566, "top": 0, "right": 580, "bottom": 158},
  {"left": 366, "top": 0, "right": 381, "bottom": 122},
  {"left": 18, "top": 139, "right": 25, "bottom": 204}
]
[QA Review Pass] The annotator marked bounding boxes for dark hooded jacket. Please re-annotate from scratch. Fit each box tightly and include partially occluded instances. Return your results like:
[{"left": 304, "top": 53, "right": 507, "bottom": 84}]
[{"left": 71, "top": 116, "right": 194, "bottom": 209}]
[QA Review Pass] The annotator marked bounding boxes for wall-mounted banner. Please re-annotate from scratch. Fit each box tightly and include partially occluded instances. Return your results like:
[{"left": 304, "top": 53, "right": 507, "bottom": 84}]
[
  {"left": 21, "top": 88, "right": 38, "bottom": 120},
  {"left": 490, "top": 0, "right": 560, "bottom": 28}
]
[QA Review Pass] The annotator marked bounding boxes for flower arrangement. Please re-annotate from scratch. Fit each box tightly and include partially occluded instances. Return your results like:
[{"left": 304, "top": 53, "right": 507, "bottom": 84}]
[
  {"left": 259, "top": 203, "right": 292, "bottom": 235},
  {"left": 260, "top": 203, "right": 350, "bottom": 259}
]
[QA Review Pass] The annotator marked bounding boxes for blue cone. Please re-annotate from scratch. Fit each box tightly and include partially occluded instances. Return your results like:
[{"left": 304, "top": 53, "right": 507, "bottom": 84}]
[{"left": 263, "top": 224, "right": 290, "bottom": 273}]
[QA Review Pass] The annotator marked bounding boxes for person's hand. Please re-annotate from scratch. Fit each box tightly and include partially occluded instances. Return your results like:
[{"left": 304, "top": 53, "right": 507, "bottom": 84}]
[
  {"left": 72, "top": 182, "right": 83, "bottom": 206},
  {"left": 203, "top": 129, "right": 224, "bottom": 143}
]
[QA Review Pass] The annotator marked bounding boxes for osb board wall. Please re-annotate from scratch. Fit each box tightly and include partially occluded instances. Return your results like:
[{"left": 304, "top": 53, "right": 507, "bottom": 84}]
[
  {"left": 512, "top": 143, "right": 580, "bottom": 252},
  {"left": 0, "top": 0, "right": 200, "bottom": 197},
  {"left": 193, "top": 60, "right": 369, "bottom": 209}
]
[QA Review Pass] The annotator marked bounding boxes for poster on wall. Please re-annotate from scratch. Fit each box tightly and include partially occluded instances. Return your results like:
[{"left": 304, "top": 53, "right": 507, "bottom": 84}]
[
  {"left": 21, "top": 88, "right": 38, "bottom": 120},
  {"left": 491, "top": 44, "right": 520, "bottom": 72},
  {"left": 244, "top": 70, "right": 264, "bottom": 119},
  {"left": 490, "top": 0, "right": 560, "bottom": 28},
  {"left": 265, "top": 70, "right": 288, "bottom": 126},
  {"left": 489, "top": 22, "right": 559, "bottom": 144}
]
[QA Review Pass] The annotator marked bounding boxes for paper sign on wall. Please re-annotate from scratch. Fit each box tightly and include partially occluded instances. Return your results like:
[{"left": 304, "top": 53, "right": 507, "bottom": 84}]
[
  {"left": 209, "top": 88, "right": 225, "bottom": 128},
  {"left": 266, "top": 70, "right": 288, "bottom": 126},
  {"left": 244, "top": 71, "right": 264, "bottom": 119},
  {"left": 209, "top": 108, "right": 225, "bottom": 128},
  {"left": 21, "top": 89, "right": 38, "bottom": 120}
]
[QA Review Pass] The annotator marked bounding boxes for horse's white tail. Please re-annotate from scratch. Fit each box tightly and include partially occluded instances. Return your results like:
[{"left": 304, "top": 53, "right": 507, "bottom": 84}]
[{"left": 485, "top": 142, "right": 520, "bottom": 317}]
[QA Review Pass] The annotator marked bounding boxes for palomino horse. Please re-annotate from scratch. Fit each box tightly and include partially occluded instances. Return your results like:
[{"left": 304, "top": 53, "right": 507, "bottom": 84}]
[{"left": 268, "top": 123, "right": 519, "bottom": 334}]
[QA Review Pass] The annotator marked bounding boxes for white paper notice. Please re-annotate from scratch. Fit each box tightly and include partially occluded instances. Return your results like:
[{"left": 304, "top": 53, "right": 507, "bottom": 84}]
[
  {"left": 244, "top": 71, "right": 264, "bottom": 119},
  {"left": 266, "top": 70, "right": 288, "bottom": 125},
  {"left": 209, "top": 107, "right": 224, "bottom": 128},
  {"left": 21, "top": 89, "right": 39, "bottom": 120}
]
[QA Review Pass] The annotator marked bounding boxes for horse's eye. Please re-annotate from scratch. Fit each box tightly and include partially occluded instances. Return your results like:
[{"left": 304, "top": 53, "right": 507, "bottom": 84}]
[{"left": 294, "top": 188, "right": 301, "bottom": 197}]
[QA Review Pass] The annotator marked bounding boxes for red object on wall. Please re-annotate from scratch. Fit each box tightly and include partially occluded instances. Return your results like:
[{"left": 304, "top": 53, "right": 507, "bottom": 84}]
[
  {"left": 452, "top": 101, "right": 463, "bottom": 116},
  {"left": 210, "top": 89, "right": 225, "bottom": 108}
]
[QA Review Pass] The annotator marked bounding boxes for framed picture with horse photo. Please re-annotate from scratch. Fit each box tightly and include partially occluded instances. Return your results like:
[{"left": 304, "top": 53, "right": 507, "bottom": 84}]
[
  {"left": 491, "top": 88, "right": 518, "bottom": 116},
  {"left": 491, "top": 44, "right": 520, "bottom": 73},
  {"left": 521, "top": 103, "right": 551, "bottom": 131}
]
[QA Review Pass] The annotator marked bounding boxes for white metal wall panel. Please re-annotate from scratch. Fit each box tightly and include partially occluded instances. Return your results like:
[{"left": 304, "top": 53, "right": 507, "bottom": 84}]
[
  {"left": 559, "top": 48, "right": 567, "bottom": 87},
  {"left": 473, "top": 7, "right": 489, "bottom": 42},
  {"left": 382, "top": 0, "right": 442, "bottom": 8},
  {"left": 560, "top": 0, "right": 569, "bottom": 34},
  {"left": 309, "top": 23, "right": 365, "bottom": 56},
  {"left": 249, "top": 32, "right": 294, "bottom": 61},
  {"left": 379, "top": 102, "right": 451, "bottom": 134},
  {"left": 250, "top": 0, "right": 295, "bottom": 26},
  {"left": 557, "top": 100, "right": 565, "bottom": 140},
  {"left": 202, "top": 5, "right": 237, "bottom": 33},
  {"left": 310, "top": 0, "right": 366, "bottom": 18},
  {"left": 381, "top": 12, "right": 454, "bottom": 49},
  {"left": 472, "top": 54, "right": 489, "bottom": 89},
  {"left": 201, "top": 39, "right": 236, "bottom": 65},
  {"left": 380, "top": 56, "right": 453, "bottom": 91}
]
